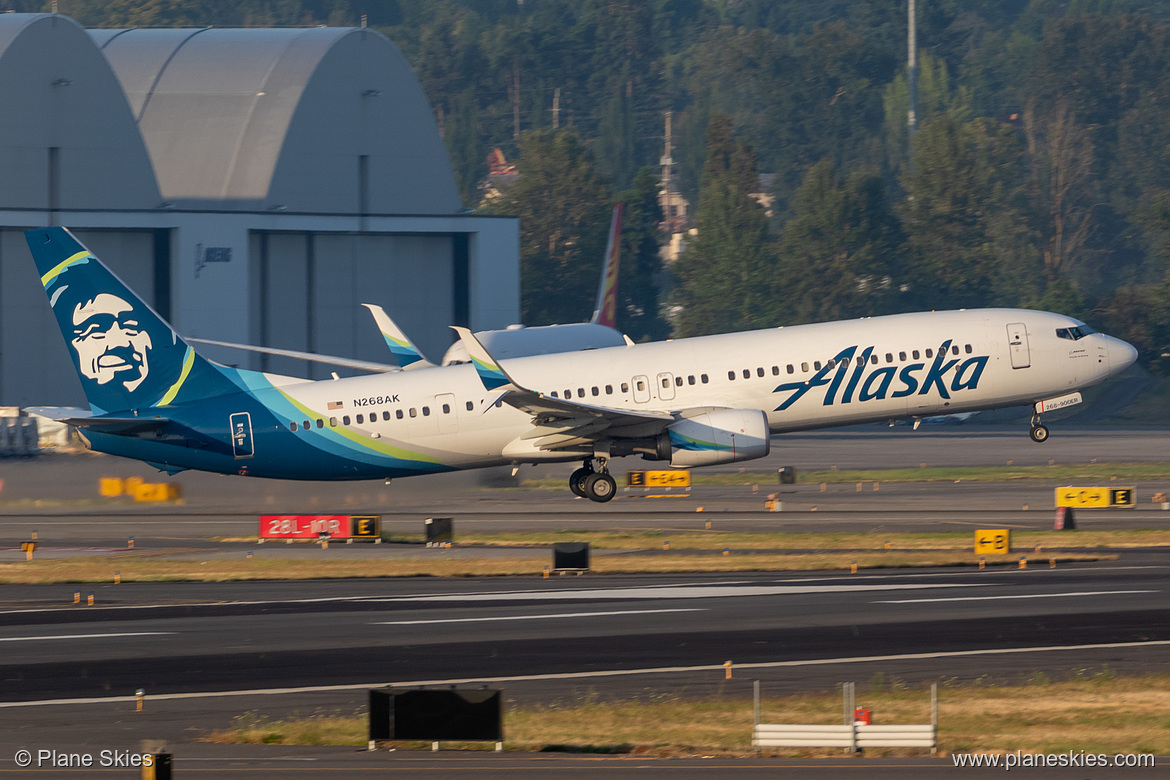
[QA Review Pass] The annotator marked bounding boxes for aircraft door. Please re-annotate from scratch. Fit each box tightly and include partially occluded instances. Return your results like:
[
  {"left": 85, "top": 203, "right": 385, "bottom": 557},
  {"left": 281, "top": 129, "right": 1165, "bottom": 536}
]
[
  {"left": 657, "top": 372, "right": 676, "bottom": 401},
  {"left": 632, "top": 375, "right": 650, "bottom": 403},
  {"left": 1007, "top": 322, "right": 1031, "bottom": 369},
  {"left": 230, "top": 412, "right": 254, "bottom": 459},
  {"left": 435, "top": 393, "right": 458, "bottom": 434}
]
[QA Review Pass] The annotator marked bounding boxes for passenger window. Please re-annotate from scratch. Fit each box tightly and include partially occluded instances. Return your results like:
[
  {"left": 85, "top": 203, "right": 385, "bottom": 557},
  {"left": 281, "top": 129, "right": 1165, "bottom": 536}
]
[
  {"left": 329, "top": 417, "right": 338, "bottom": 427},
  {"left": 688, "top": 375, "right": 695, "bottom": 385},
  {"left": 900, "top": 351, "right": 907, "bottom": 361},
  {"left": 675, "top": 376, "right": 683, "bottom": 386},
  {"left": 757, "top": 367, "right": 765, "bottom": 377},
  {"left": 622, "top": 383, "right": 630, "bottom": 393},
  {"left": 886, "top": 353, "right": 893, "bottom": 363},
  {"left": 965, "top": 344, "right": 973, "bottom": 354},
  {"left": 356, "top": 414, "right": 363, "bottom": 424},
  {"left": 495, "top": 400, "right": 503, "bottom": 408},
  {"left": 466, "top": 401, "right": 474, "bottom": 411},
  {"left": 551, "top": 391, "right": 559, "bottom": 398},
  {"left": 787, "top": 365, "right": 794, "bottom": 374},
  {"left": 870, "top": 354, "right": 878, "bottom": 364},
  {"left": 577, "top": 388, "right": 585, "bottom": 397},
  {"left": 592, "top": 387, "right": 600, "bottom": 396},
  {"left": 661, "top": 377, "right": 669, "bottom": 388},
  {"left": 802, "top": 362, "right": 809, "bottom": 372},
  {"left": 912, "top": 350, "right": 919, "bottom": 360},
  {"left": 701, "top": 374, "right": 709, "bottom": 383},
  {"left": 316, "top": 419, "right": 324, "bottom": 428},
  {"left": 814, "top": 361, "right": 822, "bottom": 370},
  {"left": 926, "top": 349, "right": 933, "bottom": 358},
  {"left": 951, "top": 345, "right": 959, "bottom": 355},
  {"left": 442, "top": 404, "right": 450, "bottom": 414},
  {"left": 343, "top": 415, "right": 351, "bottom": 425},
  {"left": 771, "top": 366, "right": 779, "bottom": 376},
  {"left": 396, "top": 409, "right": 403, "bottom": 419},
  {"left": 409, "top": 408, "right": 417, "bottom": 418},
  {"left": 743, "top": 369, "right": 751, "bottom": 379},
  {"left": 606, "top": 385, "right": 613, "bottom": 394},
  {"left": 422, "top": 407, "right": 430, "bottom": 416},
  {"left": 636, "top": 380, "right": 645, "bottom": 391},
  {"left": 728, "top": 371, "right": 736, "bottom": 380},
  {"left": 290, "top": 422, "right": 297, "bottom": 432},
  {"left": 565, "top": 389, "right": 572, "bottom": 398},
  {"left": 303, "top": 419, "right": 311, "bottom": 429},
  {"left": 383, "top": 411, "right": 392, "bottom": 421}
]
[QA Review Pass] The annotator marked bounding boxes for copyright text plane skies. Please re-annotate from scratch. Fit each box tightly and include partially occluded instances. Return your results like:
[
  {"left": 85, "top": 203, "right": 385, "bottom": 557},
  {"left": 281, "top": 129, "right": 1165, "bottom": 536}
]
[{"left": 29, "top": 227, "right": 1137, "bottom": 501}]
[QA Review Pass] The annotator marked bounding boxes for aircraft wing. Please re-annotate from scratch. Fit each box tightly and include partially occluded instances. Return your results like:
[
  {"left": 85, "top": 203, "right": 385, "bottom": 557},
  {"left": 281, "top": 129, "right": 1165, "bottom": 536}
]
[
  {"left": 188, "top": 338, "right": 400, "bottom": 374},
  {"left": 362, "top": 304, "right": 435, "bottom": 369},
  {"left": 452, "top": 326, "right": 671, "bottom": 451}
]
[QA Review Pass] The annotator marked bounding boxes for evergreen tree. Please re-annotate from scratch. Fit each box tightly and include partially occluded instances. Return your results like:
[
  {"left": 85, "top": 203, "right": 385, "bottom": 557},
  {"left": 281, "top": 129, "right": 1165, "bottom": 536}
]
[
  {"left": 777, "top": 160, "right": 906, "bottom": 324},
  {"left": 614, "top": 167, "right": 669, "bottom": 341},
  {"left": 486, "top": 129, "right": 612, "bottom": 326},
  {"left": 899, "top": 113, "right": 1041, "bottom": 309},
  {"left": 671, "top": 115, "right": 776, "bottom": 336}
]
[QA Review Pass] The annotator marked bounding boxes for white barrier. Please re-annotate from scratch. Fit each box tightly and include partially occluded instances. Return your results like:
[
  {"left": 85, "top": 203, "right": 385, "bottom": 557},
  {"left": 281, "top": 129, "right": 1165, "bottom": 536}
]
[{"left": 752, "top": 681, "right": 937, "bottom": 754}]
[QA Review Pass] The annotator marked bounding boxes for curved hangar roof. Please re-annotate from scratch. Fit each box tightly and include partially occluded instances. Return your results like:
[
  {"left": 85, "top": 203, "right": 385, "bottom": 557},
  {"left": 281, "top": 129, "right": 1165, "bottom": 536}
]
[
  {"left": 0, "top": 14, "right": 161, "bottom": 210},
  {"left": 91, "top": 25, "right": 461, "bottom": 214}
]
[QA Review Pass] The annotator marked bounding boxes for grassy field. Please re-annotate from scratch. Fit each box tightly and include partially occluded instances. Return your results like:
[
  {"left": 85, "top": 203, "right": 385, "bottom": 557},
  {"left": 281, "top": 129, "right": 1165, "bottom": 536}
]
[
  {"left": 0, "top": 548, "right": 1113, "bottom": 584},
  {"left": 204, "top": 670, "right": 1170, "bottom": 756},
  {"left": 518, "top": 461, "right": 1170, "bottom": 489}
]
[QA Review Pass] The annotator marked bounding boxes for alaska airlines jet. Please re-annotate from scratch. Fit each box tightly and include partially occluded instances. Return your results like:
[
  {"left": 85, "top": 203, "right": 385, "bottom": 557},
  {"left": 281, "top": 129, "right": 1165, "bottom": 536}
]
[{"left": 29, "top": 227, "right": 1137, "bottom": 502}]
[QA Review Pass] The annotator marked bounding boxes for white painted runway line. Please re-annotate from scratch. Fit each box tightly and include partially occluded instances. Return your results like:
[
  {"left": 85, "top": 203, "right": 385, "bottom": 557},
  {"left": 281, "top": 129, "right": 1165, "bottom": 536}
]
[
  {"left": 374, "top": 608, "right": 705, "bottom": 626},
  {"left": 876, "top": 589, "right": 1157, "bottom": 604},
  {"left": 379, "top": 582, "right": 990, "bottom": 602},
  {"left": 3, "top": 639, "right": 1170, "bottom": 709},
  {"left": 0, "top": 632, "right": 174, "bottom": 643}
]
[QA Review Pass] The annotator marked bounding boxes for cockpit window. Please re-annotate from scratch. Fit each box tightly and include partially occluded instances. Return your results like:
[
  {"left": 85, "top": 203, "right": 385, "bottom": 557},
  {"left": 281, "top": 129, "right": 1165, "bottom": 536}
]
[{"left": 1056, "top": 325, "right": 1095, "bottom": 341}]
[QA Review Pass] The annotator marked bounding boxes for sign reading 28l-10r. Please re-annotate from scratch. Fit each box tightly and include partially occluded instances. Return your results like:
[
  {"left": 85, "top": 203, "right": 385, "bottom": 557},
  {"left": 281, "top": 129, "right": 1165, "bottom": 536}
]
[{"left": 774, "top": 339, "right": 988, "bottom": 411}]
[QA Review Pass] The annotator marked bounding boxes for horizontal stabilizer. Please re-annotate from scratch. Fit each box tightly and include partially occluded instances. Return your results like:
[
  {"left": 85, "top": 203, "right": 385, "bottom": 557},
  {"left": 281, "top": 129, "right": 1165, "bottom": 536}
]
[{"left": 188, "top": 338, "right": 400, "bottom": 374}]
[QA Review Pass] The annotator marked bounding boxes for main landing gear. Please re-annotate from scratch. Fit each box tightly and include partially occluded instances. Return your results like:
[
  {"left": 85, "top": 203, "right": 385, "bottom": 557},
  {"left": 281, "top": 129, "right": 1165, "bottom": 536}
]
[
  {"left": 569, "top": 458, "right": 617, "bottom": 503},
  {"left": 1029, "top": 411, "right": 1050, "bottom": 444}
]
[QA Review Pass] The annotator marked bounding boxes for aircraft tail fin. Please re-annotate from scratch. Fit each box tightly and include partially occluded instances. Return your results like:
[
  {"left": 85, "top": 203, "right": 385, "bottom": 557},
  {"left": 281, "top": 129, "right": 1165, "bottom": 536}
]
[
  {"left": 27, "top": 227, "right": 238, "bottom": 414},
  {"left": 590, "top": 204, "right": 623, "bottom": 328},
  {"left": 362, "top": 304, "right": 434, "bottom": 369}
]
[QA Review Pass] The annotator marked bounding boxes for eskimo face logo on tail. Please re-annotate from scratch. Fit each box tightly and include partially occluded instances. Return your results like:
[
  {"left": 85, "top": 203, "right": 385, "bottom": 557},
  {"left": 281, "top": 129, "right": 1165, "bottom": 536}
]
[
  {"left": 45, "top": 262, "right": 188, "bottom": 412},
  {"left": 70, "top": 293, "right": 153, "bottom": 392},
  {"left": 774, "top": 340, "right": 989, "bottom": 411}
]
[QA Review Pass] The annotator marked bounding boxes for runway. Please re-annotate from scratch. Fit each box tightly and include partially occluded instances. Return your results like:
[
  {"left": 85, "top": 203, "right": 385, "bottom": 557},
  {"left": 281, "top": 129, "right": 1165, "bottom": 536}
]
[{"left": 0, "top": 428, "right": 1167, "bottom": 776}]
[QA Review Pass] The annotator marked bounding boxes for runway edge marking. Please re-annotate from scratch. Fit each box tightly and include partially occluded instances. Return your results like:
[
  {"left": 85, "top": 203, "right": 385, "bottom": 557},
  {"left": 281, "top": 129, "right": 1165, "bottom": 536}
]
[{"left": 3, "top": 639, "right": 1170, "bottom": 709}]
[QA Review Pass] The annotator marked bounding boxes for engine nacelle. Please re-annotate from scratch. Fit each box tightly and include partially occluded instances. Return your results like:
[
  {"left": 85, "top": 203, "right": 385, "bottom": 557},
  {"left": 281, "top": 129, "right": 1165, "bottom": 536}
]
[{"left": 665, "top": 409, "right": 770, "bottom": 467}]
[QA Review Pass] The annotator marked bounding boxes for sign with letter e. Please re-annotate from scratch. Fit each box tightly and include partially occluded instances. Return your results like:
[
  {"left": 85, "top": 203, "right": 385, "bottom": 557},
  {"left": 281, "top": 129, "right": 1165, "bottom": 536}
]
[
  {"left": 1056, "top": 487, "right": 1136, "bottom": 508},
  {"left": 350, "top": 515, "right": 381, "bottom": 540},
  {"left": 974, "top": 529, "right": 1010, "bottom": 555}
]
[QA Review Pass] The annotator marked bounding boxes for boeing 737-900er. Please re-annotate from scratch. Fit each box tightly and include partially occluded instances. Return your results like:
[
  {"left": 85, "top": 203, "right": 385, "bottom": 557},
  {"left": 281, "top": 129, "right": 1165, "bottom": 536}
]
[{"left": 29, "top": 227, "right": 1138, "bottom": 502}]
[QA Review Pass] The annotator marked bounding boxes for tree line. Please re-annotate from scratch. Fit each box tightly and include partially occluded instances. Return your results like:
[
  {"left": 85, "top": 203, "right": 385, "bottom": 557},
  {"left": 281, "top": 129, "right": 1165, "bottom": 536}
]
[{"left": 50, "top": 0, "right": 1170, "bottom": 366}]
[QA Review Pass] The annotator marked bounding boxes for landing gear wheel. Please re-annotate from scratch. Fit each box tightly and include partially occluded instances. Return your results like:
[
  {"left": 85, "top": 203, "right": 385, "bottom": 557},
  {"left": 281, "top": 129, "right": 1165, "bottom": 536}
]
[
  {"left": 583, "top": 472, "right": 617, "bottom": 503},
  {"left": 568, "top": 467, "right": 592, "bottom": 498},
  {"left": 1029, "top": 424, "right": 1050, "bottom": 443}
]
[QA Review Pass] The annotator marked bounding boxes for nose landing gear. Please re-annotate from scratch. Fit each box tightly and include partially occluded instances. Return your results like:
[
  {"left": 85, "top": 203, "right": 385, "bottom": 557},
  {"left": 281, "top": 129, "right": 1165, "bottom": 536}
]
[
  {"left": 1029, "top": 412, "right": 1050, "bottom": 443},
  {"left": 568, "top": 458, "right": 616, "bottom": 502}
]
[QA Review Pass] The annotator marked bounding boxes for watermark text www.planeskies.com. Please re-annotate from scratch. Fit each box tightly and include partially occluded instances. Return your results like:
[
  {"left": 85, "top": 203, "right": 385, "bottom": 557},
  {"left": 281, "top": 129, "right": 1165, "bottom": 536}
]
[{"left": 953, "top": 750, "right": 1155, "bottom": 770}]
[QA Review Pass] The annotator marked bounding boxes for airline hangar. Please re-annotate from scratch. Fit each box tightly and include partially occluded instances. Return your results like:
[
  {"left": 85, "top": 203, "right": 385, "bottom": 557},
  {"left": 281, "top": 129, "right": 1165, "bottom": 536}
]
[{"left": 0, "top": 13, "right": 519, "bottom": 407}]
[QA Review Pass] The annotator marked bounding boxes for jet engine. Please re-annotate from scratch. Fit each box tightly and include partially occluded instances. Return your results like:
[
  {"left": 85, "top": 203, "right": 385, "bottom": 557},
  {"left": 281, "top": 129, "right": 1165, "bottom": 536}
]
[{"left": 655, "top": 409, "right": 770, "bottom": 467}]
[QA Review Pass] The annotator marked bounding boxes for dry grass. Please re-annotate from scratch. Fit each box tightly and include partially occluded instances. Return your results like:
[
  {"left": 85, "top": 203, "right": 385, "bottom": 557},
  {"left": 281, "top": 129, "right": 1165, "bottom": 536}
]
[
  {"left": 204, "top": 671, "right": 1170, "bottom": 756},
  {"left": 454, "top": 529, "right": 1170, "bottom": 551},
  {"left": 0, "top": 550, "right": 1111, "bottom": 584}
]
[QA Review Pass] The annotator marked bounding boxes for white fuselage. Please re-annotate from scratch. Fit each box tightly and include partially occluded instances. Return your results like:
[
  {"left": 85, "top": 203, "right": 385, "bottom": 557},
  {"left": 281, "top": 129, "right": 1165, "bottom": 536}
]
[{"left": 262, "top": 308, "right": 1133, "bottom": 471}]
